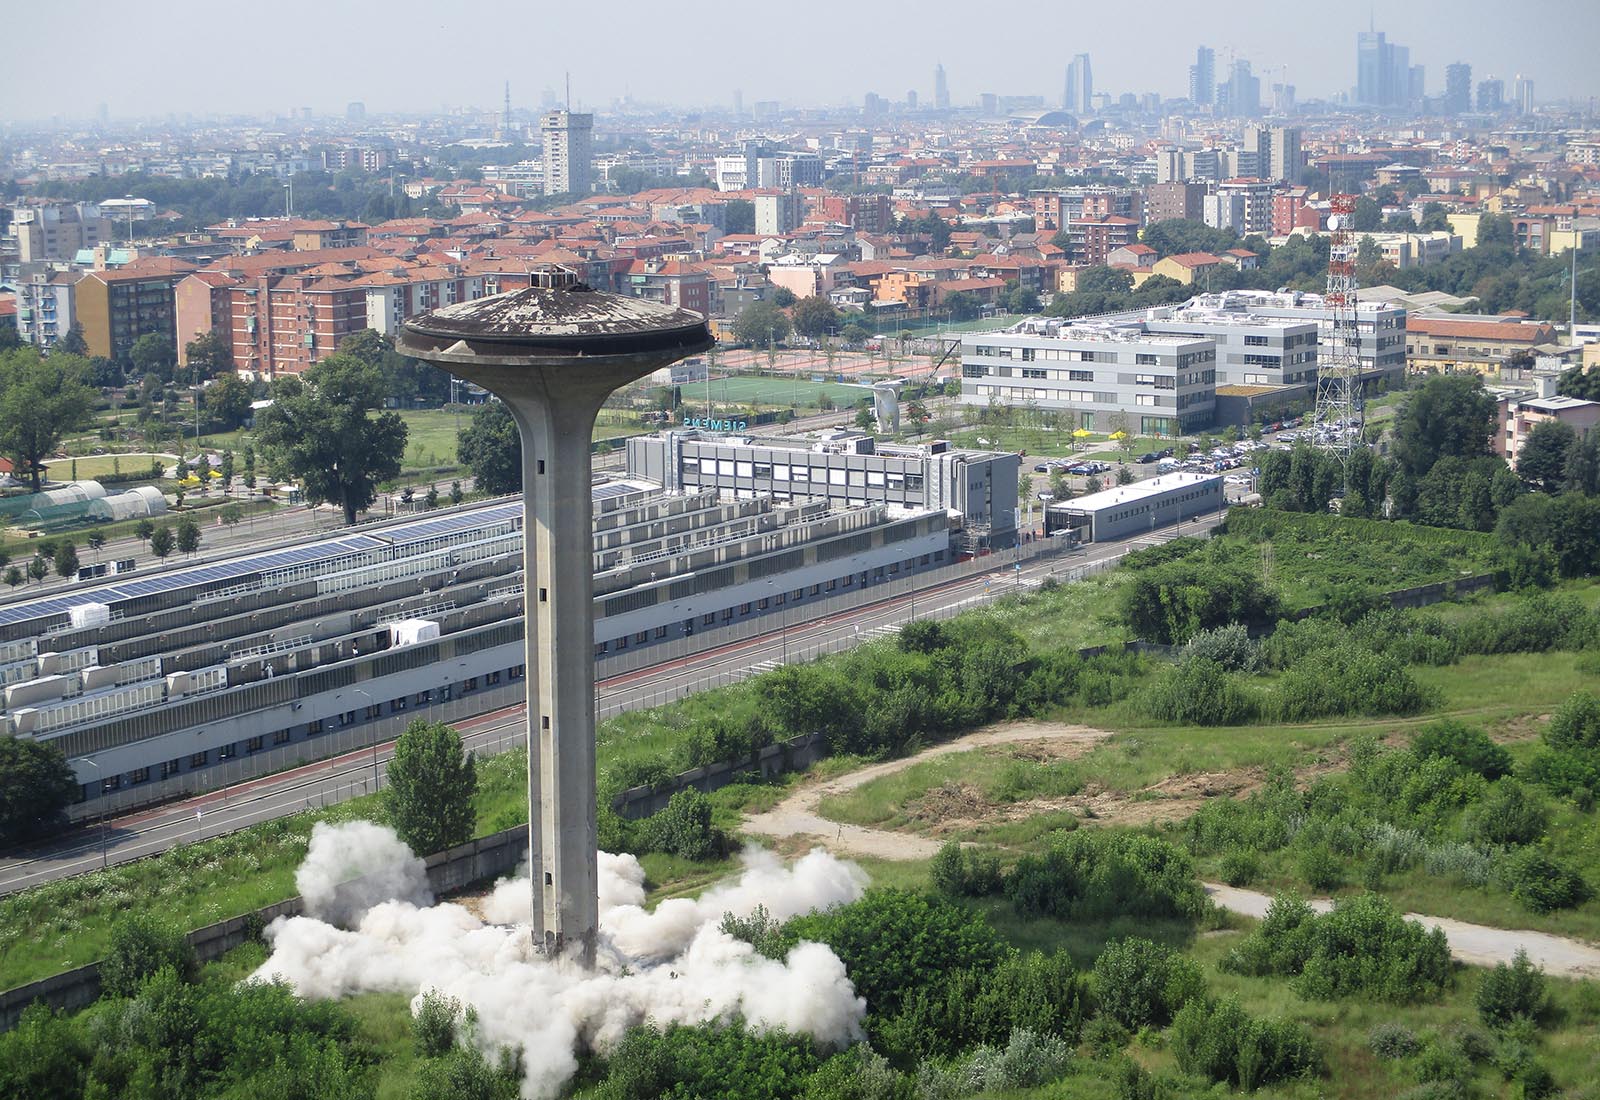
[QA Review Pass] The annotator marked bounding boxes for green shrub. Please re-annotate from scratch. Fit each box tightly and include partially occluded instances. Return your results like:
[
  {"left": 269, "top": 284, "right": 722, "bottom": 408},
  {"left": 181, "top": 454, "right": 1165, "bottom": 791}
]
[
  {"left": 1141, "top": 658, "right": 1256, "bottom": 726},
  {"left": 1297, "top": 846, "right": 1342, "bottom": 892},
  {"left": 639, "top": 789, "right": 725, "bottom": 861},
  {"left": 1500, "top": 849, "right": 1591, "bottom": 913},
  {"left": 1463, "top": 779, "right": 1548, "bottom": 847},
  {"left": 780, "top": 889, "right": 1008, "bottom": 1023},
  {"left": 594, "top": 1022, "right": 820, "bottom": 1100},
  {"left": 1091, "top": 938, "right": 1205, "bottom": 1030},
  {"left": 1169, "top": 998, "right": 1321, "bottom": 1090},
  {"left": 1220, "top": 847, "right": 1261, "bottom": 887},
  {"left": 928, "top": 841, "right": 1002, "bottom": 899},
  {"left": 1223, "top": 893, "right": 1452, "bottom": 1004},
  {"left": 1546, "top": 690, "right": 1600, "bottom": 752},
  {"left": 1410, "top": 719, "right": 1513, "bottom": 779},
  {"left": 1368, "top": 1023, "right": 1422, "bottom": 1060},
  {"left": 99, "top": 913, "right": 197, "bottom": 998},
  {"left": 803, "top": 1046, "right": 916, "bottom": 1100},
  {"left": 1120, "top": 557, "right": 1280, "bottom": 645},
  {"left": 1268, "top": 642, "right": 1435, "bottom": 720},
  {"left": 1004, "top": 830, "right": 1209, "bottom": 922},
  {"left": 413, "top": 989, "right": 461, "bottom": 1057},
  {"left": 956, "top": 1028, "right": 1074, "bottom": 1092},
  {"left": 719, "top": 905, "right": 785, "bottom": 959},
  {"left": 1181, "top": 623, "right": 1262, "bottom": 672},
  {"left": 1477, "top": 950, "right": 1550, "bottom": 1029}
]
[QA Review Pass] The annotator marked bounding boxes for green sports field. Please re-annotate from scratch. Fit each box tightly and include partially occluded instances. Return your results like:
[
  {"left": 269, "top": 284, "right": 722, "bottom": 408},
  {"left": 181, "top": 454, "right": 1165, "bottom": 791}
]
[{"left": 696, "top": 375, "right": 871, "bottom": 409}]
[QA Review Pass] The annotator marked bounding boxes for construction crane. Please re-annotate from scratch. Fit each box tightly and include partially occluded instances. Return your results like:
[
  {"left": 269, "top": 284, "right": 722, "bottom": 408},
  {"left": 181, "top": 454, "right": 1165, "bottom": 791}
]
[{"left": 1313, "top": 194, "right": 1365, "bottom": 464}]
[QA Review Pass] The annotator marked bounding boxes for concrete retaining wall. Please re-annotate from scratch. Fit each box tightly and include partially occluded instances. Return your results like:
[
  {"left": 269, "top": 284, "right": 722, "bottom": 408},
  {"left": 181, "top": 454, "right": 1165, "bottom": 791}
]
[{"left": 0, "top": 825, "right": 529, "bottom": 1032}]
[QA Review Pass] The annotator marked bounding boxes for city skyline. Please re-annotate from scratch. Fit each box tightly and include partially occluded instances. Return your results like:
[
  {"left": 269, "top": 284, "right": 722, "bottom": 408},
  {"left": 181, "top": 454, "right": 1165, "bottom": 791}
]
[{"left": 4, "top": 0, "right": 1599, "bottom": 123}]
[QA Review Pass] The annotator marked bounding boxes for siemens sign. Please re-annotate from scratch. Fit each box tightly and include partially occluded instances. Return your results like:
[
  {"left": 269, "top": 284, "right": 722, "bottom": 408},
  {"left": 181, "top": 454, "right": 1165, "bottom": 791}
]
[{"left": 682, "top": 416, "right": 749, "bottom": 431}]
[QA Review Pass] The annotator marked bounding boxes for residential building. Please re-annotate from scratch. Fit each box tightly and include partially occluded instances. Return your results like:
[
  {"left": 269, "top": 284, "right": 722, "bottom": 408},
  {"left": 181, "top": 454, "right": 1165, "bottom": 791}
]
[
  {"left": 11, "top": 268, "right": 82, "bottom": 350},
  {"left": 8, "top": 202, "right": 113, "bottom": 264},
  {"left": 1152, "top": 251, "right": 1228, "bottom": 287},
  {"left": 1213, "top": 179, "right": 1275, "bottom": 235},
  {"left": 1444, "top": 63, "right": 1472, "bottom": 114},
  {"left": 813, "top": 194, "right": 892, "bottom": 234},
  {"left": 1478, "top": 78, "right": 1505, "bottom": 113},
  {"left": 754, "top": 192, "right": 800, "bottom": 236},
  {"left": 960, "top": 316, "right": 1217, "bottom": 436},
  {"left": 620, "top": 259, "right": 710, "bottom": 315},
  {"left": 1065, "top": 215, "right": 1140, "bottom": 265},
  {"left": 1500, "top": 392, "right": 1600, "bottom": 467},
  {"left": 75, "top": 258, "right": 195, "bottom": 363},
  {"left": 1146, "top": 181, "right": 1206, "bottom": 223},
  {"left": 541, "top": 110, "right": 594, "bottom": 196}
]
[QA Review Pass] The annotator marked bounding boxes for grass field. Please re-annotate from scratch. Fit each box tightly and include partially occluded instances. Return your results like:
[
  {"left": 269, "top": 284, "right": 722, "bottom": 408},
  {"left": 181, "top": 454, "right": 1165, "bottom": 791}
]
[
  {"left": 700, "top": 374, "right": 873, "bottom": 410},
  {"left": 40, "top": 453, "right": 171, "bottom": 481}
]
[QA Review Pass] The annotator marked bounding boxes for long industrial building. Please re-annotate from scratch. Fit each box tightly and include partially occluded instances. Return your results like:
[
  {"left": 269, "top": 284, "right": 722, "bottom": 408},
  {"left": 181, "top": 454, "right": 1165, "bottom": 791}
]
[{"left": 0, "top": 467, "right": 968, "bottom": 811}]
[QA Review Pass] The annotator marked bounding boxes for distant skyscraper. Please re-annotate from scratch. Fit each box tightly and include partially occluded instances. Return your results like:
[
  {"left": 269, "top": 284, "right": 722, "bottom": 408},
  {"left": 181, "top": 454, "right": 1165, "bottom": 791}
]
[
  {"left": 1064, "top": 53, "right": 1093, "bottom": 114},
  {"left": 541, "top": 109, "right": 593, "bottom": 196},
  {"left": 906, "top": 89, "right": 918, "bottom": 110},
  {"left": 1189, "top": 46, "right": 1216, "bottom": 107},
  {"left": 1356, "top": 29, "right": 1417, "bottom": 109},
  {"left": 1409, "top": 65, "right": 1426, "bottom": 107},
  {"left": 1271, "top": 83, "right": 1297, "bottom": 115},
  {"left": 346, "top": 101, "right": 366, "bottom": 121},
  {"left": 934, "top": 63, "right": 949, "bottom": 110},
  {"left": 1444, "top": 63, "right": 1472, "bottom": 114},
  {"left": 1477, "top": 78, "right": 1505, "bottom": 113},
  {"left": 1513, "top": 74, "right": 1535, "bottom": 114},
  {"left": 733, "top": 89, "right": 744, "bottom": 115},
  {"left": 1218, "top": 60, "right": 1260, "bottom": 118}
]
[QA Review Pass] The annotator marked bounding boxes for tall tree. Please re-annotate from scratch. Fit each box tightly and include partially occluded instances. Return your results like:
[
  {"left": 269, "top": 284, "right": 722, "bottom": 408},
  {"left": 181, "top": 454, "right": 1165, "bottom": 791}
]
[
  {"left": 183, "top": 331, "right": 233, "bottom": 381},
  {"left": 254, "top": 354, "right": 408, "bottom": 524},
  {"left": 149, "top": 525, "right": 174, "bottom": 559},
  {"left": 0, "top": 737, "right": 77, "bottom": 846},
  {"left": 202, "top": 372, "right": 252, "bottom": 430},
  {"left": 386, "top": 719, "right": 477, "bottom": 856},
  {"left": 129, "top": 333, "right": 175, "bottom": 382},
  {"left": 457, "top": 400, "right": 522, "bottom": 495},
  {"left": 733, "top": 301, "right": 791, "bottom": 348},
  {"left": 51, "top": 323, "right": 88, "bottom": 357},
  {"left": 1519, "top": 420, "right": 1577, "bottom": 493},
  {"left": 792, "top": 296, "right": 841, "bottom": 340},
  {"left": 1391, "top": 373, "right": 1497, "bottom": 479},
  {"left": 0, "top": 347, "right": 96, "bottom": 491},
  {"left": 1564, "top": 431, "right": 1600, "bottom": 495}
]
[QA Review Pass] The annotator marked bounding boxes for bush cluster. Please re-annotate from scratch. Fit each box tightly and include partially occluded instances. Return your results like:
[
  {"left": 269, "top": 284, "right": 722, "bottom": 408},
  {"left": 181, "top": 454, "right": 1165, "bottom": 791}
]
[
  {"left": 1004, "top": 830, "right": 1210, "bottom": 922},
  {"left": 1090, "top": 938, "right": 1205, "bottom": 1030},
  {"left": 1222, "top": 893, "right": 1452, "bottom": 1003},
  {"left": 1169, "top": 997, "right": 1322, "bottom": 1090}
]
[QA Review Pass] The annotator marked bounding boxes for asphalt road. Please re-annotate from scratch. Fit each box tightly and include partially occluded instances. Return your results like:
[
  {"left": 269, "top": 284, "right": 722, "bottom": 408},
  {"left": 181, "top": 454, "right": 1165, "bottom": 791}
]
[{"left": 0, "top": 513, "right": 1222, "bottom": 898}]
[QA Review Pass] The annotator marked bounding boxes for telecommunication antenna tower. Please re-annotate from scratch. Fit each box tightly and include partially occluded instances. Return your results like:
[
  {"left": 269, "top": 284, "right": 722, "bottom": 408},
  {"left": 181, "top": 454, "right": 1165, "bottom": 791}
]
[{"left": 1313, "top": 193, "right": 1364, "bottom": 463}]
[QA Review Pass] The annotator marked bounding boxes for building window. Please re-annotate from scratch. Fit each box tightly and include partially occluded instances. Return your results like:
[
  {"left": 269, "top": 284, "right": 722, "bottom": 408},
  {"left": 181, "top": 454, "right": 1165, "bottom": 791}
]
[
  {"left": 218, "top": 744, "right": 235, "bottom": 761},
  {"left": 393, "top": 696, "right": 408, "bottom": 711},
  {"left": 486, "top": 670, "right": 502, "bottom": 685},
  {"left": 131, "top": 767, "right": 150, "bottom": 784},
  {"left": 162, "top": 758, "right": 182, "bottom": 779},
  {"left": 190, "top": 752, "right": 208, "bottom": 768},
  {"left": 1069, "top": 369, "right": 1093, "bottom": 382},
  {"left": 245, "top": 736, "right": 265, "bottom": 754},
  {"left": 364, "top": 703, "right": 383, "bottom": 719},
  {"left": 1136, "top": 354, "right": 1157, "bottom": 365},
  {"left": 340, "top": 711, "right": 356, "bottom": 727},
  {"left": 416, "top": 690, "right": 432, "bottom": 705},
  {"left": 275, "top": 728, "right": 292, "bottom": 744},
  {"left": 510, "top": 665, "right": 525, "bottom": 680}
]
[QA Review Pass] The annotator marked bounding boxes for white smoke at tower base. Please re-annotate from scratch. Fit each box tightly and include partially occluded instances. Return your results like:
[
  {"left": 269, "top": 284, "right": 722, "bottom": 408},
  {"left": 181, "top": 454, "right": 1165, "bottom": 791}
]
[{"left": 251, "top": 823, "right": 869, "bottom": 1100}]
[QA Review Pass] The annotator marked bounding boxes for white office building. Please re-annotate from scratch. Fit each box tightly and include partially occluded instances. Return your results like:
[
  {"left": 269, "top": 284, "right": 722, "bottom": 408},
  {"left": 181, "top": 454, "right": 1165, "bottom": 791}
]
[{"left": 961, "top": 318, "right": 1217, "bottom": 437}]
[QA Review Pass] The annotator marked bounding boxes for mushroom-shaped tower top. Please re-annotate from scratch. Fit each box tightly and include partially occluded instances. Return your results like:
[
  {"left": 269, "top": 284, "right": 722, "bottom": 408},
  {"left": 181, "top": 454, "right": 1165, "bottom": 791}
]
[{"left": 397, "top": 270, "right": 711, "bottom": 367}]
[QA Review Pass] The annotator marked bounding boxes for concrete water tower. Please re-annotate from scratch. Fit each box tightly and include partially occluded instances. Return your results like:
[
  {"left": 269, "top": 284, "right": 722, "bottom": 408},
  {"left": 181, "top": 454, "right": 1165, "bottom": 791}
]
[{"left": 397, "top": 269, "right": 711, "bottom": 963}]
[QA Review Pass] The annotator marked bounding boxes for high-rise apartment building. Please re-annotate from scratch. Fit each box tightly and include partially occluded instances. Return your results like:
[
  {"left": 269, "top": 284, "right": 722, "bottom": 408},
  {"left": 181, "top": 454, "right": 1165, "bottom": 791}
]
[
  {"left": 75, "top": 257, "right": 195, "bottom": 363},
  {"left": 8, "top": 202, "right": 114, "bottom": 264},
  {"left": 753, "top": 192, "right": 800, "bottom": 237},
  {"left": 1217, "top": 61, "right": 1260, "bottom": 117},
  {"left": 1477, "top": 78, "right": 1505, "bottom": 113},
  {"left": 1146, "top": 182, "right": 1207, "bottom": 223},
  {"left": 1189, "top": 46, "right": 1216, "bottom": 107},
  {"left": 1513, "top": 75, "right": 1535, "bottom": 114},
  {"left": 541, "top": 110, "right": 594, "bottom": 196},
  {"left": 1065, "top": 54, "right": 1093, "bottom": 114},
  {"left": 1444, "top": 63, "right": 1472, "bottom": 114},
  {"left": 1242, "top": 126, "right": 1304, "bottom": 183},
  {"left": 934, "top": 63, "right": 949, "bottom": 110}
]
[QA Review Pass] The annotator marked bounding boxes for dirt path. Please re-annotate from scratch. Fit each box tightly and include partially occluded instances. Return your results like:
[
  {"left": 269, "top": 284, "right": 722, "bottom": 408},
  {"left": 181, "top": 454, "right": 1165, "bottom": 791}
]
[
  {"left": 744, "top": 720, "right": 1116, "bottom": 861},
  {"left": 744, "top": 724, "right": 1600, "bottom": 979}
]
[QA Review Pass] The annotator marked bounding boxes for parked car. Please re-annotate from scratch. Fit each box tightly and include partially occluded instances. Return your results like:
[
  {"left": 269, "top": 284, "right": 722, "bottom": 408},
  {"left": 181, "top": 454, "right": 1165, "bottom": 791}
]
[{"left": 1136, "top": 452, "right": 1161, "bottom": 464}]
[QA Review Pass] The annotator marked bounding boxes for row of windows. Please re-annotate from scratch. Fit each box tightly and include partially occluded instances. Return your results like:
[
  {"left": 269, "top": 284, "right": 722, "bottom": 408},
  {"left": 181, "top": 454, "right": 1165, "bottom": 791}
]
[
  {"left": 594, "top": 554, "right": 941, "bottom": 654},
  {"left": 683, "top": 461, "right": 924, "bottom": 492},
  {"left": 970, "top": 345, "right": 1143, "bottom": 364},
  {"left": 80, "top": 665, "right": 528, "bottom": 798}
]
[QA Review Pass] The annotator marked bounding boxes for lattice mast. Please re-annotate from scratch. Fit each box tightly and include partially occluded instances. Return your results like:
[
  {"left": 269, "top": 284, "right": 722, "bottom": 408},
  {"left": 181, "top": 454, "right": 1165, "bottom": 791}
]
[{"left": 1314, "top": 193, "right": 1365, "bottom": 463}]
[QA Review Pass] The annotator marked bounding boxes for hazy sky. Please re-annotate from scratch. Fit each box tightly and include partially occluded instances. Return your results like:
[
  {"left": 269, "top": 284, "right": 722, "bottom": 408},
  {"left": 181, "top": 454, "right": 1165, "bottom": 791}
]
[{"left": 6, "top": 0, "right": 1599, "bottom": 122}]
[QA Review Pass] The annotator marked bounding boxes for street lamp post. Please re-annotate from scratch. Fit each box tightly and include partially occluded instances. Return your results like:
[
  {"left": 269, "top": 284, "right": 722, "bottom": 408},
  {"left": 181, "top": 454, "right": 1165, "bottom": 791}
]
[
  {"left": 353, "top": 687, "right": 379, "bottom": 792},
  {"left": 82, "top": 757, "right": 108, "bottom": 869}
]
